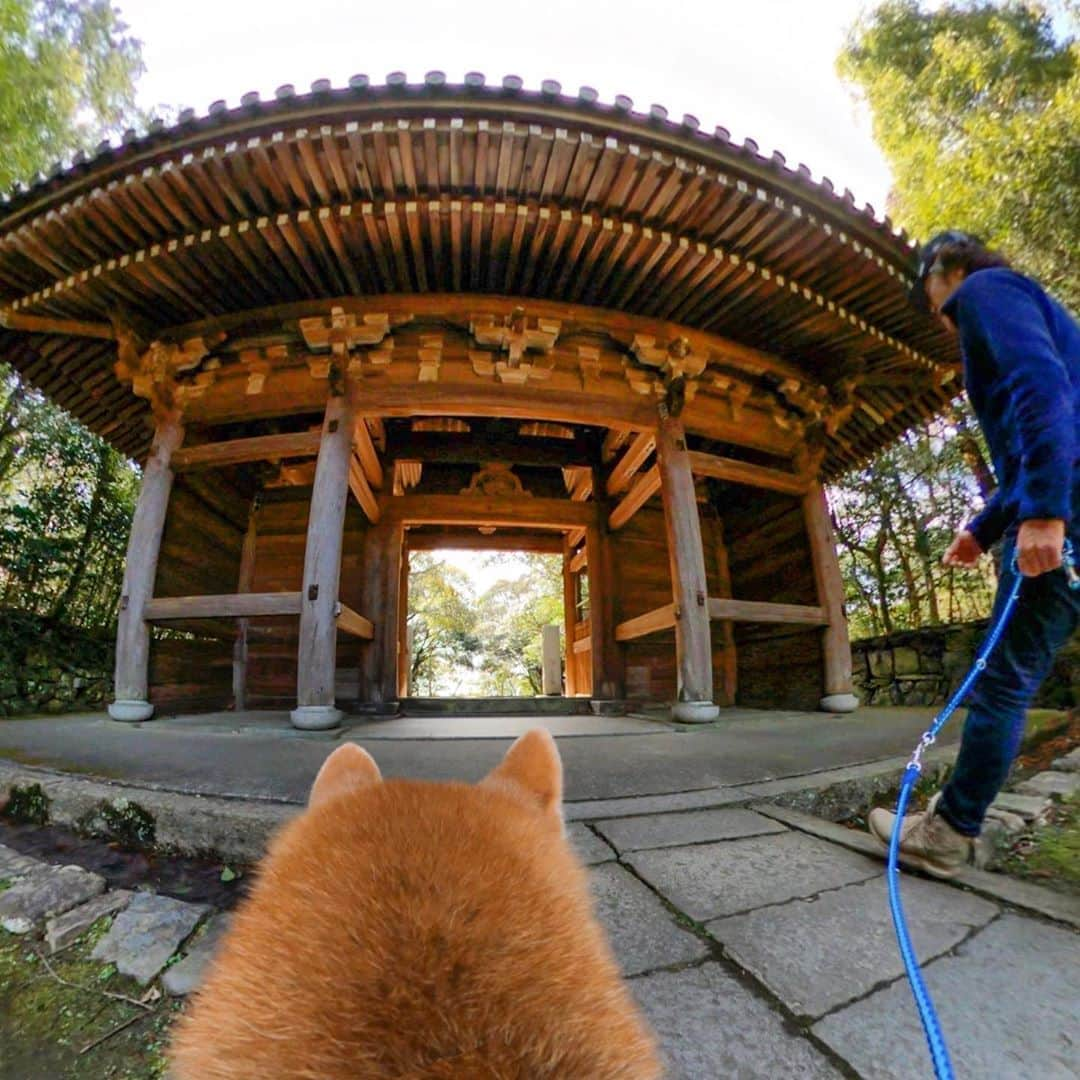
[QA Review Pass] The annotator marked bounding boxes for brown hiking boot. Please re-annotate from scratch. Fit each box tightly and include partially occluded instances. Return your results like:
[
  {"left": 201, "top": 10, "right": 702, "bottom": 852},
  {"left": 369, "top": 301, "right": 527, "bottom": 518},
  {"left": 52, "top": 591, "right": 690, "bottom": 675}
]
[{"left": 868, "top": 792, "right": 973, "bottom": 880}]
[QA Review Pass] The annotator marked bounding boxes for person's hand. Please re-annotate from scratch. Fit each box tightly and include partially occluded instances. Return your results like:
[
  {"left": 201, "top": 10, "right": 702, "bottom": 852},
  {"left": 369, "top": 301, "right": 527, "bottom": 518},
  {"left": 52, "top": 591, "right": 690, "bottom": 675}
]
[
  {"left": 943, "top": 529, "right": 983, "bottom": 569},
  {"left": 1016, "top": 518, "right": 1066, "bottom": 577}
]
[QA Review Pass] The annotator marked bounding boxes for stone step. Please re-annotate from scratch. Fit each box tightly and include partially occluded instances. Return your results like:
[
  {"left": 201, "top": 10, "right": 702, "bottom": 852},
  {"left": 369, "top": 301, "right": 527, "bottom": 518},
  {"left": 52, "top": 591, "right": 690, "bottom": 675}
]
[
  {"left": 1014, "top": 771, "right": 1080, "bottom": 800},
  {"left": 0, "top": 865, "right": 105, "bottom": 934},
  {"left": 988, "top": 792, "right": 1051, "bottom": 821},
  {"left": 45, "top": 890, "right": 133, "bottom": 954},
  {"left": 400, "top": 696, "right": 593, "bottom": 716},
  {"left": 1051, "top": 747, "right": 1080, "bottom": 773}
]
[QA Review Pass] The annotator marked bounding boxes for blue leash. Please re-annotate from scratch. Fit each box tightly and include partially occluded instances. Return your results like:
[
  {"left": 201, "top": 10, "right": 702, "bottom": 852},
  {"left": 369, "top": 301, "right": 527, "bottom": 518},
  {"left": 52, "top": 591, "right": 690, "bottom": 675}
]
[{"left": 888, "top": 538, "right": 1080, "bottom": 1079}]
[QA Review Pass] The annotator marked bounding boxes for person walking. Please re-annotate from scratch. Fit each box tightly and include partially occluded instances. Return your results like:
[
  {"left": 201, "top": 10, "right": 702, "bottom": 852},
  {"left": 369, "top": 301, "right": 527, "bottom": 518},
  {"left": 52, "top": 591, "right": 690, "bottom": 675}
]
[{"left": 868, "top": 231, "right": 1080, "bottom": 878}]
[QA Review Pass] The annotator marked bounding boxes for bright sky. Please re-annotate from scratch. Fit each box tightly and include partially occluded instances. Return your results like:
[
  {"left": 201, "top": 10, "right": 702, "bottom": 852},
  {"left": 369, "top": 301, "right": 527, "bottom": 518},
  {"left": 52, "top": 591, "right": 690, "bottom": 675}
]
[{"left": 118, "top": 0, "right": 895, "bottom": 214}]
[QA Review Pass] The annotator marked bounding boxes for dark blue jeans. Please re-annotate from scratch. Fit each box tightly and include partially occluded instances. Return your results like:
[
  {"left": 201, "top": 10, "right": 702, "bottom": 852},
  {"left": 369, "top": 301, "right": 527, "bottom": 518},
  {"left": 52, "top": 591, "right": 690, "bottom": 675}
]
[{"left": 939, "top": 538, "right": 1080, "bottom": 837}]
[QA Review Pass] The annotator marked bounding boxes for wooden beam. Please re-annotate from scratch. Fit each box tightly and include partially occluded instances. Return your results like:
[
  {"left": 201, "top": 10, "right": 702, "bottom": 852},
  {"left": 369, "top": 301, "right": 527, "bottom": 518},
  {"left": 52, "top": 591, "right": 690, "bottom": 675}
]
[
  {"left": 569, "top": 545, "right": 587, "bottom": 573},
  {"left": 572, "top": 636, "right": 592, "bottom": 654},
  {"left": 566, "top": 526, "right": 586, "bottom": 547},
  {"left": 381, "top": 494, "right": 598, "bottom": 530},
  {"left": 707, "top": 515, "right": 737, "bottom": 706},
  {"left": 336, "top": 603, "right": 374, "bottom": 640},
  {"left": 615, "top": 603, "right": 678, "bottom": 641},
  {"left": 172, "top": 431, "right": 322, "bottom": 471},
  {"left": 609, "top": 464, "right": 661, "bottom": 530},
  {"left": 0, "top": 310, "right": 116, "bottom": 340},
  {"left": 602, "top": 427, "right": 632, "bottom": 462},
  {"left": 568, "top": 468, "right": 593, "bottom": 501},
  {"left": 657, "top": 416, "right": 716, "bottom": 719},
  {"left": 232, "top": 497, "right": 259, "bottom": 710},
  {"left": 349, "top": 455, "right": 381, "bottom": 523},
  {"left": 607, "top": 432, "right": 655, "bottom": 496},
  {"left": 353, "top": 416, "right": 384, "bottom": 489},
  {"left": 562, "top": 536, "right": 578, "bottom": 696},
  {"left": 406, "top": 531, "right": 564, "bottom": 554},
  {"left": 146, "top": 591, "right": 303, "bottom": 620},
  {"left": 687, "top": 450, "right": 808, "bottom": 495},
  {"left": 387, "top": 431, "right": 595, "bottom": 469},
  {"left": 706, "top": 598, "right": 828, "bottom": 625},
  {"left": 586, "top": 522, "right": 623, "bottom": 699}
]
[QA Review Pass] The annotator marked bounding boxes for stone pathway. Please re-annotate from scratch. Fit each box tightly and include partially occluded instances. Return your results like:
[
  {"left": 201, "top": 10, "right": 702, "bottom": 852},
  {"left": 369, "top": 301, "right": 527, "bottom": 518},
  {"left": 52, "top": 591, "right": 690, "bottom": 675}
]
[{"left": 2, "top": 798, "right": 1078, "bottom": 1077}]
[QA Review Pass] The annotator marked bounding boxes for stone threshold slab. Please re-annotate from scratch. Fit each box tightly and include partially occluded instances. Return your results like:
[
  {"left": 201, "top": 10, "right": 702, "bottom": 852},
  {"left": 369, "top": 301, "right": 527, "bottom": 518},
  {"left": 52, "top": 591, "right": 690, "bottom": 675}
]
[{"left": 751, "top": 802, "right": 1080, "bottom": 930}]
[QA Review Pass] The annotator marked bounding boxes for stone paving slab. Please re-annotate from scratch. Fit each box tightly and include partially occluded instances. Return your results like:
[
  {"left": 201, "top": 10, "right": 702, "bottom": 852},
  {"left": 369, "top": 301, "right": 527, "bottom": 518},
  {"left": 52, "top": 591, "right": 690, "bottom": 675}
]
[
  {"left": 92, "top": 892, "right": 209, "bottom": 985},
  {"left": 566, "top": 822, "right": 615, "bottom": 865},
  {"left": 594, "top": 807, "right": 787, "bottom": 854},
  {"left": 45, "top": 889, "right": 133, "bottom": 954},
  {"left": 162, "top": 914, "right": 231, "bottom": 996},
  {"left": 0, "top": 843, "right": 46, "bottom": 880},
  {"left": 707, "top": 876, "right": 999, "bottom": 1018},
  {"left": 988, "top": 791, "right": 1051, "bottom": 820},
  {"left": 1052, "top": 747, "right": 1080, "bottom": 772},
  {"left": 627, "top": 831, "right": 881, "bottom": 921},
  {"left": 0, "top": 865, "right": 105, "bottom": 933},
  {"left": 588, "top": 863, "right": 708, "bottom": 976},
  {"left": 1015, "top": 770, "right": 1080, "bottom": 799},
  {"left": 813, "top": 914, "right": 1080, "bottom": 1080},
  {"left": 565, "top": 786, "right": 743, "bottom": 822},
  {"left": 632, "top": 963, "right": 843, "bottom": 1079}
]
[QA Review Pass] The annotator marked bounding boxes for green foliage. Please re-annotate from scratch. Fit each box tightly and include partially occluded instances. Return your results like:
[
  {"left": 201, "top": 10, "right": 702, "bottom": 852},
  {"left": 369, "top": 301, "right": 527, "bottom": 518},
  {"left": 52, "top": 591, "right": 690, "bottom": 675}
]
[
  {"left": 0, "top": 366, "right": 138, "bottom": 628},
  {"left": 406, "top": 554, "right": 482, "bottom": 695},
  {"left": 838, "top": 1, "right": 1079, "bottom": 309},
  {"left": 0, "top": 0, "right": 145, "bottom": 193},
  {"left": 2, "top": 782, "right": 50, "bottom": 824},
  {"left": 831, "top": 408, "right": 997, "bottom": 637}
]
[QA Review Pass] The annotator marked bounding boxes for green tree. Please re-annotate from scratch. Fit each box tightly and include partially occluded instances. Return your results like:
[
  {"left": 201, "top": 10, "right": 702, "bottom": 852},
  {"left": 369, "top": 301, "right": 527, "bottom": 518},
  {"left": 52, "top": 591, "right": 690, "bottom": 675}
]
[
  {"left": 838, "top": 1, "right": 1079, "bottom": 309},
  {"left": 406, "top": 553, "right": 480, "bottom": 695},
  {"left": 0, "top": 0, "right": 145, "bottom": 193}
]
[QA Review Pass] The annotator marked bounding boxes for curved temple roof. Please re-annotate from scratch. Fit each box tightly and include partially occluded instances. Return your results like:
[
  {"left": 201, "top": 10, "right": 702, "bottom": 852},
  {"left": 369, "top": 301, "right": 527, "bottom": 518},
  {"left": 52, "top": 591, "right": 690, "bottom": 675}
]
[{"left": 0, "top": 73, "right": 959, "bottom": 472}]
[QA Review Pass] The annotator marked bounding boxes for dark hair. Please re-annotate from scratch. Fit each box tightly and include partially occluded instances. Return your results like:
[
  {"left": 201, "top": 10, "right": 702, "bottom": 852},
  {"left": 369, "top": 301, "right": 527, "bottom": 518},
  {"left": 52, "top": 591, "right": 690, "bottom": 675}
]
[{"left": 932, "top": 240, "right": 1011, "bottom": 277}]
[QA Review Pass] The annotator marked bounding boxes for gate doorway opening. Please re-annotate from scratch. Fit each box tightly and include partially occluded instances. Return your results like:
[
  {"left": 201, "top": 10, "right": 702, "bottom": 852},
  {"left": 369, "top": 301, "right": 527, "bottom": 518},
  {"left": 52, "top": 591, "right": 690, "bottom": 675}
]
[{"left": 403, "top": 544, "right": 565, "bottom": 699}]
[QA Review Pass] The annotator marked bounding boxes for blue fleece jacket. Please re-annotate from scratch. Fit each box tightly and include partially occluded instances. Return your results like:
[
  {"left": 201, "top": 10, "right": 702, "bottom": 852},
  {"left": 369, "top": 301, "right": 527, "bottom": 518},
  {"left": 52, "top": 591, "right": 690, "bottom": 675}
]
[{"left": 941, "top": 268, "right": 1080, "bottom": 550}]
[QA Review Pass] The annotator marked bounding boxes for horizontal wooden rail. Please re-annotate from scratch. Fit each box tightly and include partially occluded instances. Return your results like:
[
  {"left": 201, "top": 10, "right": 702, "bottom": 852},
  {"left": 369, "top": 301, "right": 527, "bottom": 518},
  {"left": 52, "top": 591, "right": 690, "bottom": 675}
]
[
  {"left": 381, "top": 494, "right": 598, "bottom": 529},
  {"left": 707, "top": 598, "right": 828, "bottom": 625},
  {"left": 615, "top": 603, "right": 677, "bottom": 641},
  {"left": 336, "top": 603, "right": 374, "bottom": 639},
  {"left": 173, "top": 431, "right": 322, "bottom": 471},
  {"left": 687, "top": 451, "right": 809, "bottom": 495},
  {"left": 145, "top": 592, "right": 303, "bottom": 620}
]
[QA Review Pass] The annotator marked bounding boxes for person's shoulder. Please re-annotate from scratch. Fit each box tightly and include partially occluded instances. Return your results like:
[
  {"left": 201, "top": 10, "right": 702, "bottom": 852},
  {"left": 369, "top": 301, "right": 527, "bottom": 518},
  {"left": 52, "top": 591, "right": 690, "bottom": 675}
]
[{"left": 956, "top": 267, "right": 1035, "bottom": 300}]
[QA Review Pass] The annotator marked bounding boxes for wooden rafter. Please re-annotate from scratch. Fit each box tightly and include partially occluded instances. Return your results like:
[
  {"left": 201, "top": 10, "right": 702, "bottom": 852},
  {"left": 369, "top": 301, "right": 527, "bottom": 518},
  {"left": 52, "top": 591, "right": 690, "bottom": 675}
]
[
  {"left": 609, "top": 464, "right": 661, "bottom": 530},
  {"left": 606, "top": 431, "right": 656, "bottom": 497},
  {"left": 348, "top": 455, "right": 380, "bottom": 523}
]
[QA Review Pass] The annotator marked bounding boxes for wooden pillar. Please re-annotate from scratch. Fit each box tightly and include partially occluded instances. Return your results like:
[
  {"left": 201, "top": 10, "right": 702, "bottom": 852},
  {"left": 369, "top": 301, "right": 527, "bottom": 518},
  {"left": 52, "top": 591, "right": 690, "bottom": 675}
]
[
  {"left": 585, "top": 522, "right": 624, "bottom": 701},
  {"left": 396, "top": 544, "right": 410, "bottom": 699},
  {"left": 656, "top": 415, "right": 719, "bottom": 722},
  {"left": 803, "top": 483, "right": 858, "bottom": 712},
  {"left": 232, "top": 494, "right": 260, "bottom": 711},
  {"left": 562, "top": 536, "right": 578, "bottom": 696},
  {"left": 108, "top": 413, "right": 185, "bottom": 722},
  {"left": 291, "top": 393, "right": 354, "bottom": 730},
  {"left": 379, "top": 522, "right": 404, "bottom": 704},
  {"left": 708, "top": 514, "right": 738, "bottom": 707}
]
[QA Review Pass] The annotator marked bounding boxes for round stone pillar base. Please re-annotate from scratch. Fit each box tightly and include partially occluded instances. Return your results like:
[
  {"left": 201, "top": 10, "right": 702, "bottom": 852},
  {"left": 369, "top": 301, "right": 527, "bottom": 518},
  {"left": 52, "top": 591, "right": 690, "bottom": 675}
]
[
  {"left": 290, "top": 705, "right": 344, "bottom": 730},
  {"left": 107, "top": 699, "right": 154, "bottom": 722},
  {"left": 820, "top": 693, "right": 860, "bottom": 714},
  {"left": 671, "top": 700, "right": 721, "bottom": 724}
]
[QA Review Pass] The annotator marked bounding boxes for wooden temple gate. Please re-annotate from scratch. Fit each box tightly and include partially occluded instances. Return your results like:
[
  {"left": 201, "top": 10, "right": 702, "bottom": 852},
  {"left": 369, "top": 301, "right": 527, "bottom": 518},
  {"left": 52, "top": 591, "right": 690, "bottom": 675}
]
[{"left": 0, "top": 77, "right": 959, "bottom": 729}]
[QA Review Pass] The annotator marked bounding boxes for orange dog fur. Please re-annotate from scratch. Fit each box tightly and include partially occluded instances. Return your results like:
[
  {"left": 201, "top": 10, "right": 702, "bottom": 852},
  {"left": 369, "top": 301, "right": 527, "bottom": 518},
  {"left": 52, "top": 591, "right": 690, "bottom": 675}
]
[{"left": 169, "top": 729, "right": 661, "bottom": 1078}]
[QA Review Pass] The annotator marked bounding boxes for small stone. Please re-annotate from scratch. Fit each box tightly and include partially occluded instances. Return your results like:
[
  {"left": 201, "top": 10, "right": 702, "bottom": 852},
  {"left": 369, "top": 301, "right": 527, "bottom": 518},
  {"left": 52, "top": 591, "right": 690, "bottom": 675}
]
[
  {"left": 1015, "top": 771, "right": 1080, "bottom": 800},
  {"left": 92, "top": 892, "right": 209, "bottom": 985},
  {"left": 162, "top": 914, "right": 231, "bottom": 996},
  {"left": 45, "top": 890, "right": 133, "bottom": 954},
  {"left": 892, "top": 646, "right": 921, "bottom": 675},
  {"left": 0, "top": 865, "right": 105, "bottom": 933},
  {"left": 1051, "top": 748, "right": 1080, "bottom": 773},
  {"left": 989, "top": 792, "right": 1051, "bottom": 821}
]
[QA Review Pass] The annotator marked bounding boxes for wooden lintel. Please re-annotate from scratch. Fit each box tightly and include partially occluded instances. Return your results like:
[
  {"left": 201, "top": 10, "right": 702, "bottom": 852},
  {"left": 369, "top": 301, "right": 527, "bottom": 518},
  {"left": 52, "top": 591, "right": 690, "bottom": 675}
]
[
  {"left": 406, "top": 531, "right": 564, "bottom": 554},
  {"left": 687, "top": 450, "right": 808, "bottom": 495},
  {"left": 0, "top": 310, "right": 116, "bottom": 340},
  {"left": 172, "top": 430, "right": 323, "bottom": 471},
  {"left": 145, "top": 591, "right": 303, "bottom": 621},
  {"left": 348, "top": 455, "right": 381, "bottom": 523},
  {"left": 609, "top": 464, "right": 661, "bottom": 530},
  {"left": 615, "top": 602, "right": 678, "bottom": 641},
  {"left": 607, "top": 431, "right": 656, "bottom": 496},
  {"left": 388, "top": 431, "right": 595, "bottom": 469},
  {"left": 353, "top": 416, "right": 384, "bottom": 489},
  {"left": 380, "top": 494, "right": 598, "bottom": 530},
  {"left": 336, "top": 603, "right": 374, "bottom": 639},
  {"left": 706, "top": 598, "right": 828, "bottom": 625}
]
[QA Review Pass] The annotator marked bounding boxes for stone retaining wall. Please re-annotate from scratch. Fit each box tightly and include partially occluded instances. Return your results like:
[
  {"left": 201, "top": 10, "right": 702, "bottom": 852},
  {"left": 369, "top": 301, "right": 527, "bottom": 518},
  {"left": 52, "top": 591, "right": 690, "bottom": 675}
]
[
  {"left": 0, "top": 611, "right": 112, "bottom": 716},
  {"left": 852, "top": 620, "right": 1078, "bottom": 710}
]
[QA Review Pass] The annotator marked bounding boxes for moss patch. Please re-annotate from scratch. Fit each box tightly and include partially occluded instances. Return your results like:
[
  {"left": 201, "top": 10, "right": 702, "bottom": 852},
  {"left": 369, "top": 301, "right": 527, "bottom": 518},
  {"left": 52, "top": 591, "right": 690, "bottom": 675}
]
[
  {"left": 76, "top": 798, "right": 156, "bottom": 850},
  {"left": 0, "top": 919, "right": 183, "bottom": 1078},
  {"left": 2, "top": 783, "right": 50, "bottom": 825},
  {"left": 1000, "top": 793, "right": 1080, "bottom": 893}
]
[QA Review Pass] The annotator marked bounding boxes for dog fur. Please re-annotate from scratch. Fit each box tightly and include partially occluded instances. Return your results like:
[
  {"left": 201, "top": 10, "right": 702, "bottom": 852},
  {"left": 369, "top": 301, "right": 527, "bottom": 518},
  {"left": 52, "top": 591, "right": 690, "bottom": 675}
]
[{"left": 169, "top": 729, "right": 661, "bottom": 1078}]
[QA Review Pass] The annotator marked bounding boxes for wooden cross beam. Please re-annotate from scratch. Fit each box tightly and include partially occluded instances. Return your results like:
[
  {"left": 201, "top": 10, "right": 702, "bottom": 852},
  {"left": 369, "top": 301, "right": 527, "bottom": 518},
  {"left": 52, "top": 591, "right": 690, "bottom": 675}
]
[{"left": 608, "top": 464, "right": 661, "bottom": 530}]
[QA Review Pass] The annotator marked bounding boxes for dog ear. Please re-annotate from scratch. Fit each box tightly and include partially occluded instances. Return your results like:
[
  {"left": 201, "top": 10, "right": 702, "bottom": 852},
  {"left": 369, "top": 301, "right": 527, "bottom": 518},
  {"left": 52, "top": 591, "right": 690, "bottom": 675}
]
[
  {"left": 482, "top": 728, "right": 563, "bottom": 817},
  {"left": 309, "top": 743, "right": 382, "bottom": 809}
]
